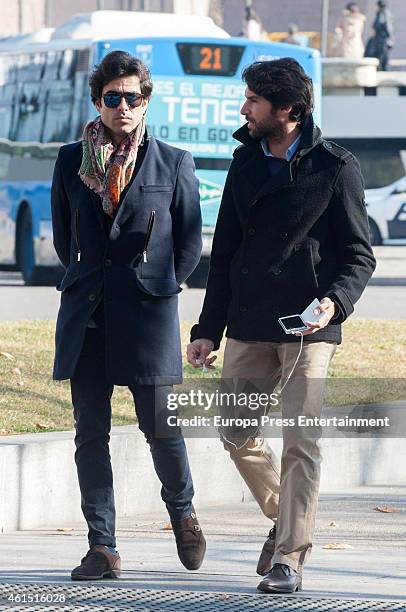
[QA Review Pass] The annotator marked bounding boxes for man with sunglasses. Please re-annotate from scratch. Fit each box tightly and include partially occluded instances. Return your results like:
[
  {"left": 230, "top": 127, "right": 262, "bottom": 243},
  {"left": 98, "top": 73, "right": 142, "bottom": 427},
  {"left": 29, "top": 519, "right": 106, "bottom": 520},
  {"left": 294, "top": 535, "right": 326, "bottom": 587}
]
[{"left": 51, "top": 51, "right": 204, "bottom": 580}]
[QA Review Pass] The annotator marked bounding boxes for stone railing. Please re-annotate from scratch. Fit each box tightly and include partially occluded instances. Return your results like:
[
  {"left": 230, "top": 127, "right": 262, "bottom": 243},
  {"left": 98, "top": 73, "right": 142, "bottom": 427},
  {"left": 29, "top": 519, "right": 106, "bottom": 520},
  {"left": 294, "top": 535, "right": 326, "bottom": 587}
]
[{"left": 322, "top": 57, "right": 380, "bottom": 88}]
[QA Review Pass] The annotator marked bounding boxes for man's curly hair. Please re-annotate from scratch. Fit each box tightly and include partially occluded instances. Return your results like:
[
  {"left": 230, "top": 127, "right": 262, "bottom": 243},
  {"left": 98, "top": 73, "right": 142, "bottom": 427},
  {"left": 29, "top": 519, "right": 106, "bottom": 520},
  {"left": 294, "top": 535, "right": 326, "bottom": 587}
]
[
  {"left": 242, "top": 58, "right": 314, "bottom": 123},
  {"left": 89, "top": 50, "right": 153, "bottom": 103}
]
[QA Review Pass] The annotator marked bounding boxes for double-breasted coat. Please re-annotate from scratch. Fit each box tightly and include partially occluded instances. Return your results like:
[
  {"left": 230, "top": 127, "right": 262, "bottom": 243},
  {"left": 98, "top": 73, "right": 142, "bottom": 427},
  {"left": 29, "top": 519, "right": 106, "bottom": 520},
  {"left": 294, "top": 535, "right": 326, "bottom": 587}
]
[
  {"left": 51, "top": 134, "right": 202, "bottom": 385},
  {"left": 191, "top": 116, "right": 376, "bottom": 349}
]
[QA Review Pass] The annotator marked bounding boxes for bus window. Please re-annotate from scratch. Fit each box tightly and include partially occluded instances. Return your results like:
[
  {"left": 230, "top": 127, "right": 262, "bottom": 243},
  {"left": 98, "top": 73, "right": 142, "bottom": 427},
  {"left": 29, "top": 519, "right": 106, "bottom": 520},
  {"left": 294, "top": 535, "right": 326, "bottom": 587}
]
[
  {"left": 2, "top": 55, "right": 18, "bottom": 85},
  {"left": 0, "top": 84, "right": 16, "bottom": 139},
  {"left": 59, "top": 49, "right": 76, "bottom": 80},
  {"left": 18, "top": 52, "right": 45, "bottom": 82},
  {"left": 70, "top": 71, "right": 89, "bottom": 141},
  {"left": 14, "top": 82, "right": 46, "bottom": 142},
  {"left": 43, "top": 51, "right": 62, "bottom": 81},
  {"left": 31, "top": 52, "right": 46, "bottom": 81},
  {"left": 42, "top": 81, "right": 74, "bottom": 143},
  {"left": 42, "top": 49, "right": 89, "bottom": 143}
]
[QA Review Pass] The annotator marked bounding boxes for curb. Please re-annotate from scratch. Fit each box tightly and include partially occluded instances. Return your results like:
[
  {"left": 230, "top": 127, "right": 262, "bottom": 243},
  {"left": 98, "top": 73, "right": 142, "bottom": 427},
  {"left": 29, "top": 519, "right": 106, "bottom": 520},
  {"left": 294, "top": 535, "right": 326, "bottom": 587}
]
[{"left": 1, "top": 426, "right": 405, "bottom": 533}]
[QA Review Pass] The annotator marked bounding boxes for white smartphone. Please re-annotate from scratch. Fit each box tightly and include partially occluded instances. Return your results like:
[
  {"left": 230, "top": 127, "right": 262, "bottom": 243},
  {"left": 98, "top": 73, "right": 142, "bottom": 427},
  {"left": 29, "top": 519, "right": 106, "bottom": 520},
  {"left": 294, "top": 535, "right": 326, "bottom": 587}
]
[
  {"left": 278, "top": 314, "right": 310, "bottom": 334},
  {"left": 278, "top": 298, "right": 323, "bottom": 335}
]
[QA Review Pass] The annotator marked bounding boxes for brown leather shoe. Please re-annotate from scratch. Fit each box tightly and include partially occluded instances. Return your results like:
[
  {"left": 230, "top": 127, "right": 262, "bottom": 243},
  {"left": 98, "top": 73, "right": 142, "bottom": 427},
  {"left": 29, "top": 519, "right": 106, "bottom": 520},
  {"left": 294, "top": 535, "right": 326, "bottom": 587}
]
[
  {"left": 256, "top": 525, "right": 276, "bottom": 576},
  {"left": 171, "top": 509, "right": 206, "bottom": 570},
  {"left": 71, "top": 545, "right": 121, "bottom": 581}
]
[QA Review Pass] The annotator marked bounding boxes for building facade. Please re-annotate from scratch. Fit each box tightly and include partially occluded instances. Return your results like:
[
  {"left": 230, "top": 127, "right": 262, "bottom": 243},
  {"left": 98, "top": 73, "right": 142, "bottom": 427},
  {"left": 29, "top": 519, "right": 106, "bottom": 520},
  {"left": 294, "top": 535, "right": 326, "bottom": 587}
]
[
  {"left": 1, "top": 0, "right": 405, "bottom": 59},
  {"left": 223, "top": 0, "right": 405, "bottom": 59}
]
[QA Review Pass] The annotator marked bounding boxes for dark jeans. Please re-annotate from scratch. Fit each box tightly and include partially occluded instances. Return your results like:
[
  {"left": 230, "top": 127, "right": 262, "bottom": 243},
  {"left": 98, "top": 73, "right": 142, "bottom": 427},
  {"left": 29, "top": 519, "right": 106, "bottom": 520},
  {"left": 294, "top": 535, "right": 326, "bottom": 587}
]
[{"left": 70, "top": 325, "right": 194, "bottom": 548}]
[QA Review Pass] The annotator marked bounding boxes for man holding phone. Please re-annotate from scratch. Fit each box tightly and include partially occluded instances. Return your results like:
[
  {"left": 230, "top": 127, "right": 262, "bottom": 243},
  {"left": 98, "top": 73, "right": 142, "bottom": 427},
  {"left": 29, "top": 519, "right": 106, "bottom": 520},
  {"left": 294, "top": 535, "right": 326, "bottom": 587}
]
[{"left": 187, "top": 59, "right": 375, "bottom": 594}]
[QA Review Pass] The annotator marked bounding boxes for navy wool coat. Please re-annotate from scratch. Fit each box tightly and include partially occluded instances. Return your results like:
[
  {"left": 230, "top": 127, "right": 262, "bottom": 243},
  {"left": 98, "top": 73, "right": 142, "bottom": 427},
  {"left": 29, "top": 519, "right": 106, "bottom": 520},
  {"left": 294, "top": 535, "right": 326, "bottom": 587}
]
[{"left": 51, "top": 135, "right": 202, "bottom": 384}]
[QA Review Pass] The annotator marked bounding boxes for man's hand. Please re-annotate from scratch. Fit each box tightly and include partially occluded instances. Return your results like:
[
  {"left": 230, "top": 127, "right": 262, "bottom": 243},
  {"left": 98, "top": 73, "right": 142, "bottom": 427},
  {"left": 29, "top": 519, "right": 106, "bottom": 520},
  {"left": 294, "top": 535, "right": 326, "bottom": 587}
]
[
  {"left": 187, "top": 339, "right": 216, "bottom": 369},
  {"left": 296, "top": 297, "right": 336, "bottom": 336}
]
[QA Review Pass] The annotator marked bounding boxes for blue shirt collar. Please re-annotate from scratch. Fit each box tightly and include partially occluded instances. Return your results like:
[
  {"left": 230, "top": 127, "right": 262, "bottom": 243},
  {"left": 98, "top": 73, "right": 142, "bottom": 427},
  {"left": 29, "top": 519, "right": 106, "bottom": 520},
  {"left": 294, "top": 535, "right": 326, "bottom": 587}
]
[{"left": 260, "top": 132, "right": 301, "bottom": 162}]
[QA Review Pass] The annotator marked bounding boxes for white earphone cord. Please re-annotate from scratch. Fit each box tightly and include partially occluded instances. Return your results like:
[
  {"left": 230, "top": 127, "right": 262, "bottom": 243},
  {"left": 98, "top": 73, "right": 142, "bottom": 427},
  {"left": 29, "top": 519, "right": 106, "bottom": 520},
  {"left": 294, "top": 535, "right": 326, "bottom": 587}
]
[{"left": 220, "top": 333, "right": 304, "bottom": 451}]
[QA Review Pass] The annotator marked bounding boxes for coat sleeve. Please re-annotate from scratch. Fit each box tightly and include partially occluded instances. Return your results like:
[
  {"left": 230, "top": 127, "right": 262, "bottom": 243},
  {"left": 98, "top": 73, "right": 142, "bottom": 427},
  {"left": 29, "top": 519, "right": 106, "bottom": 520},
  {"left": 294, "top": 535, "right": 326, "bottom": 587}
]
[
  {"left": 324, "top": 157, "right": 376, "bottom": 323},
  {"left": 190, "top": 164, "right": 242, "bottom": 349},
  {"left": 170, "top": 151, "right": 202, "bottom": 285},
  {"left": 51, "top": 151, "right": 71, "bottom": 269}
]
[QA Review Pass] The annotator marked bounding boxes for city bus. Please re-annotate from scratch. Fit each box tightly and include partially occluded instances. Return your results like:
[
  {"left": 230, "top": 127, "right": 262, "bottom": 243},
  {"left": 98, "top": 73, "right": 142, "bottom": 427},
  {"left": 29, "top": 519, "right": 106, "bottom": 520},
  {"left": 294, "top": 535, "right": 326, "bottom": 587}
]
[{"left": 0, "top": 10, "right": 321, "bottom": 286}]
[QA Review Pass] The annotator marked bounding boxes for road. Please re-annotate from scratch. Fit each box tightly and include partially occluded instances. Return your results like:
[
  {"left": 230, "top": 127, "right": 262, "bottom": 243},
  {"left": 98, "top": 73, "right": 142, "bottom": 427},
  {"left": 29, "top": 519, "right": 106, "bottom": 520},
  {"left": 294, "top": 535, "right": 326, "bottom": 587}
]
[
  {"left": 0, "top": 247, "right": 405, "bottom": 321},
  {"left": 0, "top": 489, "right": 405, "bottom": 603}
]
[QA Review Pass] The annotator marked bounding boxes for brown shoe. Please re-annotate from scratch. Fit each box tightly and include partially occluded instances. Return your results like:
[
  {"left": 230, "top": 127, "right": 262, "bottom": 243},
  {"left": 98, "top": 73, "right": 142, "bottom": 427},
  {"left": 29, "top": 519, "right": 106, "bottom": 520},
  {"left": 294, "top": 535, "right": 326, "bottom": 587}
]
[
  {"left": 256, "top": 525, "right": 276, "bottom": 576},
  {"left": 71, "top": 545, "right": 121, "bottom": 581},
  {"left": 171, "top": 508, "right": 206, "bottom": 570}
]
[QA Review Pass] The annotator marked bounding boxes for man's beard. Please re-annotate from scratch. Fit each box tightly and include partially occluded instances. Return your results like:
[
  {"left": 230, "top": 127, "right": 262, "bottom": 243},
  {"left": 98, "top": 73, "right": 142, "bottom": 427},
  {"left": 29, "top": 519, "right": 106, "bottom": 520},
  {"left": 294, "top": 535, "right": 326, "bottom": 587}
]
[{"left": 247, "top": 117, "right": 287, "bottom": 142}]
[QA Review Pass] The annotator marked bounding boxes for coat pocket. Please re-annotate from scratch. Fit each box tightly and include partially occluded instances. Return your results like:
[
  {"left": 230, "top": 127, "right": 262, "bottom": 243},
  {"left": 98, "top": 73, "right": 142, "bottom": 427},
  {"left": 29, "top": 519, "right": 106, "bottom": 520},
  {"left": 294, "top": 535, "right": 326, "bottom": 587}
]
[
  {"left": 135, "top": 277, "right": 182, "bottom": 297},
  {"left": 141, "top": 185, "right": 173, "bottom": 193},
  {"left": 293, "top": 242, "right": 319, "bottom": 288},
  {"left": 56, "top": 267, "right": 80, "bottom": 292}
]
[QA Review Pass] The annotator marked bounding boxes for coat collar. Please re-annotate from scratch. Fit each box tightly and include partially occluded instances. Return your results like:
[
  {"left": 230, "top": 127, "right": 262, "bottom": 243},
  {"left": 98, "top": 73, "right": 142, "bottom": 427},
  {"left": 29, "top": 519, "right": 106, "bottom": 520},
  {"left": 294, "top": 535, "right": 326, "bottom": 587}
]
[
  {"left": 231, "top": 115, "right": 323, "bottom": 202},
  {"left": 233, "top": 114, "right": 323, "bottom": 157}
]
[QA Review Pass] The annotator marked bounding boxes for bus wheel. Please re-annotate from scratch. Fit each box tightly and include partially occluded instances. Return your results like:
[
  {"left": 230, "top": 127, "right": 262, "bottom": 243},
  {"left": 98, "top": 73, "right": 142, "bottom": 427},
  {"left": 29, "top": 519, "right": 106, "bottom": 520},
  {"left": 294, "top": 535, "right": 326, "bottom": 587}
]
[
  {"left": 17, "top": 208, "right": 59, "bottom": 286},
  {"left": 368, "top": 217, "right": 382, "bottom": 246}
]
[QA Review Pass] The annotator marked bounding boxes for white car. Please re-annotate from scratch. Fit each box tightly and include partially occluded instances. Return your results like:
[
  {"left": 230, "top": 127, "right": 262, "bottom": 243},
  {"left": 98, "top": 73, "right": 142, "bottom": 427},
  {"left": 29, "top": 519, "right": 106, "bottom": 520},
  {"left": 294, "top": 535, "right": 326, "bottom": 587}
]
[{"left": 365, "top": 176, "right": 406, "bottom": 245}]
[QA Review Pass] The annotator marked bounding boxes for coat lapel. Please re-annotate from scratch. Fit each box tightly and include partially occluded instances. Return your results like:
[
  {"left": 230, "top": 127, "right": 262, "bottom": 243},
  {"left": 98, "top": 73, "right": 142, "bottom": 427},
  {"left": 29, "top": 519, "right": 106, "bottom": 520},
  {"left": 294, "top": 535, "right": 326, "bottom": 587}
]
[
  {"left": 233, "top": 124, "right": 294, "bottom": 210},
  {"left": 88, "top": 188, "right": 106, "bottom": 231},
  {"left": 253, "top": 162, "right": 293, "bottom": 202},
  {"left": 235, "top": 143, "right": 294, "bottom": 216},
  {"left": 240, "top": 150, "right": 270, "bottom": 197},
  {"left": 112, "top": 136, "right": 154, "bottom": 231}
]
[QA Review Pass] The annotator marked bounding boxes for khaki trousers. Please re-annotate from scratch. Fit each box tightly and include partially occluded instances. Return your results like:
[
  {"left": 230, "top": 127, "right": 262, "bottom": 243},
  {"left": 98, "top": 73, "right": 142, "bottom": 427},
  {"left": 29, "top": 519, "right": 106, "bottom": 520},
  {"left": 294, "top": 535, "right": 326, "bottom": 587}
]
[{"left": 221, "top": 338, "right": 336, "bottom": 571}]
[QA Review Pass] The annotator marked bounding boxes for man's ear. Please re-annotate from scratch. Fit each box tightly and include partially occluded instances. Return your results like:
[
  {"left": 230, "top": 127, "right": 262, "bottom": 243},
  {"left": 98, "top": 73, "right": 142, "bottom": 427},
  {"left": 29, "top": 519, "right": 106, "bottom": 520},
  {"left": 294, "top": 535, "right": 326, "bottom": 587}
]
[
  {"left": 95, "top": 99, "right": 102, "bottom": 113},
  {"left": 281, "top": 105, "right": 294, "bottom": 116},
  {"left": 142, "top": 97, "right": 149, "bottom": 113}
]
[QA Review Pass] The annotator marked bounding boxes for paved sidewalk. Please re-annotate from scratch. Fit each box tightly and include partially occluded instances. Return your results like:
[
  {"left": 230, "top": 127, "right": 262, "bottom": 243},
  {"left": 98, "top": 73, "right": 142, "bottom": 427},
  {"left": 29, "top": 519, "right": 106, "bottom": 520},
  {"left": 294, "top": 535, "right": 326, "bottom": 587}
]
[{"left": 0, "top": 486, "right": 405, "bottom": 610}]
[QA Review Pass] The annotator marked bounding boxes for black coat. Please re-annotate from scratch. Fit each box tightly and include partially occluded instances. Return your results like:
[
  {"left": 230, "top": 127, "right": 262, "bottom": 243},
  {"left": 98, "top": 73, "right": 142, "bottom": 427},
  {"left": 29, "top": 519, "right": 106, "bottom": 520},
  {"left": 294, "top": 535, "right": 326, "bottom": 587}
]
[
  {"left": 51, "top": 135, "right": 202, "bottom": 384},
  {"left": 191, "top": 116, "right": 376, "bottom": 349}
]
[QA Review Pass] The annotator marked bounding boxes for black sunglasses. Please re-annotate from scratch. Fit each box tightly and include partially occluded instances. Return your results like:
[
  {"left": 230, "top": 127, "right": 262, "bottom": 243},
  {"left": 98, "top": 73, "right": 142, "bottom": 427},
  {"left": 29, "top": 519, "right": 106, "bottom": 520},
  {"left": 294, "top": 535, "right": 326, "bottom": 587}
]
[{"left": 102, "top": 91, "right": 144, "bottom": 109}]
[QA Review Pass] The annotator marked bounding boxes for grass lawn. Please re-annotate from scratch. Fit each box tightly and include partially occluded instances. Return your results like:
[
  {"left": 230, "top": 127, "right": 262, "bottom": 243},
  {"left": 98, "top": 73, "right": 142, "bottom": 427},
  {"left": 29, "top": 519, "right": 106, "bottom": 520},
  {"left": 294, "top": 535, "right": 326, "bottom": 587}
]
[{"left": 0, "top": 319, "right": 405, "bottom": 435}]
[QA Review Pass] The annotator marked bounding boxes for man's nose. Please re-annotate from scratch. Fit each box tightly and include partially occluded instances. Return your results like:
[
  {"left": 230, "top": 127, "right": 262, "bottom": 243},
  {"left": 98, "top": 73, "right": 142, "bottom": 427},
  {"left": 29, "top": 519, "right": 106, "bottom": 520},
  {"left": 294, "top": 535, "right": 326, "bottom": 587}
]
[
  {"left": 117, "top": 95, "right": 130, "bottom": 111},
  {"left": 240, "top": 101, "right": 248, "bottom": 116}
]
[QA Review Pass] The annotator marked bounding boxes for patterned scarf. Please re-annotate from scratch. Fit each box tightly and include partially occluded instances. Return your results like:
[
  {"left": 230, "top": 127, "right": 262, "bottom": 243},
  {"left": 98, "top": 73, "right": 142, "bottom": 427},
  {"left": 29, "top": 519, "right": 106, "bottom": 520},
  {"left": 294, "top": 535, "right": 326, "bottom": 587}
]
[{"left": 78, "top": 115, "right": 146, "bottom": 217}]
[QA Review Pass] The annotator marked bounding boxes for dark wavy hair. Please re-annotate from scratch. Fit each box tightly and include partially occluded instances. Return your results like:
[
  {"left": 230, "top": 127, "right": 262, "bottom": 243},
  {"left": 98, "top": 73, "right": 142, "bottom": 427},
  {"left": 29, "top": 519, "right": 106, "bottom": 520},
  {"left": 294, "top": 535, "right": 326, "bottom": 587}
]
[
  {"left": 242, "top": 58, "right": 314, "bottom": 123},
  {"left": 89, "top": 50, "right": 153, "bottom": 103}
]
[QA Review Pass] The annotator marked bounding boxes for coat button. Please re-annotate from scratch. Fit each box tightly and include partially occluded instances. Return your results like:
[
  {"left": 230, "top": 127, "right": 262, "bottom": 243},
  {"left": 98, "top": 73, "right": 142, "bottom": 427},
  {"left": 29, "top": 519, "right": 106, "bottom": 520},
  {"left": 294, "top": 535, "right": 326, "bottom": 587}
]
[
  {"left": 104, "top": 258, "right": 112, "bottom": 266},
  {"left": 239, "top": 305, "right": 248, "bottom": 312},
  {"left": 241, "top": 267, "right": 248, "bottom": 274},
  {"left": 89, "top": 294, "right": 96, "bottom": 302},
  {"left": 248, "top": 228, "right": 255, "bottom": 236},
  {"left": 280, "top": 232, "right": 288, "bottom": 239}
]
